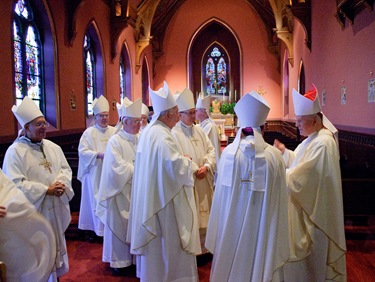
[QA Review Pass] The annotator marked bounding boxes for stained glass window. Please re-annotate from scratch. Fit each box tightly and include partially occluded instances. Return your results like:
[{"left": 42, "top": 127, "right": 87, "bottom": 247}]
[
  {"left": 119, "top": 56, "right": 126, "bottom": 99},
  {"left": 205, "top": 46, "right": 228, "bottom": 95},
  {"left": 84, "top": 34, "right": 96, "bottom": 116},
  {"left": 13, "top": 0, "right": 44, "bottom": 111}
]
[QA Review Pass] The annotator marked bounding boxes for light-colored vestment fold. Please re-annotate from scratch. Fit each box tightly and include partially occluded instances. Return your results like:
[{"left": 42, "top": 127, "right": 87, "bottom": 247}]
[
  {"left": 128, "top": 120, "right": 201, "bottom": 282},
  {"left": 77, "top": 124, "right": 116, "bottom": 235},
  {"left": 96, "top": 130, "right": 137, "bottom": 268},
  {"left": 3, "top": 137, "right": 74, "bottom": 278},
  {"left": 206, "top": 135, "right": 290, "bottom": 282},
  {"left": 282, "top": 128, "right": 347, "bottom": 282}
]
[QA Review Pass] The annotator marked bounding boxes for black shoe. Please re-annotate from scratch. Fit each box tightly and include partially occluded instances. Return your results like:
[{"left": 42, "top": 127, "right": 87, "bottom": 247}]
[{"left": 111, "top": 267, "right": 130, "bottom": 276}]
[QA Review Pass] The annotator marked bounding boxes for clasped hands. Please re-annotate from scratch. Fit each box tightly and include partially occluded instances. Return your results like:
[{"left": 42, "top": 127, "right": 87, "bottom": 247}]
[{"left": 47, "top": 181, "right": 66, "bottom": 197}]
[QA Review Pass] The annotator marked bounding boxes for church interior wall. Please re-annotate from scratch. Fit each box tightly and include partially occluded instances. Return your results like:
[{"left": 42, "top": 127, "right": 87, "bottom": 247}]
[
  {"left": 287, "top": 0, "right": 375, "bottom": 133},
  {"left": 153, "top": 0, "right": 283, "bottom": 119}
]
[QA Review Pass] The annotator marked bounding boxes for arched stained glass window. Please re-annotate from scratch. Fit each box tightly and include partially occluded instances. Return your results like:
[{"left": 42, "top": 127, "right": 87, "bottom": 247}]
[
  {"left": 84, "top": 34, "right": 96, "bottom": 116},
  {"left": 205, "top": 46, "right": 228, "bottom": 95},
  {"left": 119, "top": 56, "right": 126, "bottom": 99},
  {"left": 13, "top": 0, "right": 44, "bottom": 111}
]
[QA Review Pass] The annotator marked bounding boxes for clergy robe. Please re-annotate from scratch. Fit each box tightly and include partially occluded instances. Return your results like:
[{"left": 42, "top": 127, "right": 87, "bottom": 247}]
[
  {"left": 0, "top": 169, "right": 56, "bottom": 282},
  {"left": 2, "top": 137, "right": 74, "bottom": 278},
  {"left": 199, "top": 118, "right": 221, "bottom": 166},
  {"left": 77, "top": 124, "right": 116, "bottom": 236},
  {"left": 96, "top": 130, "right": 137, "bottom": 268},
  {"left": 128, "top": 120, "right": 201, "bottom": 282},
  {"left": 205, "top": 135, "right": 289, "bottom": 282},
  {"left": 172, "top": 121, "right": 216, "bottom": 252},
  {"left": 282, "top": 128, "right": 347, "bottom": 281}
]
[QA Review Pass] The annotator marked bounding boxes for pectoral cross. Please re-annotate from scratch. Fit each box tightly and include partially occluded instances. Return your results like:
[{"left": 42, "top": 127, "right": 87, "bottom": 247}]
[
  {"left": 39, "top": 143, "right": 52, "bottom": 173},
  {"left": 40, "top": 157, "right": 52, "bottom": 173},
  {"left": 191, "top": 137, "right": 199, "bottom": 146}
]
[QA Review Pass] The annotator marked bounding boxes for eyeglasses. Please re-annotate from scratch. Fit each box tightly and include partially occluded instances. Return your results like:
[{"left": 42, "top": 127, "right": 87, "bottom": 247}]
[
  {"left": 181, "top": 110, "right": 196, "bottom": 116},
  {"left": 97, "top": 114, "right": 109, "bottom": 119},
  {"left": 32, "top": 121, "right": 50, "bottom": 128}
]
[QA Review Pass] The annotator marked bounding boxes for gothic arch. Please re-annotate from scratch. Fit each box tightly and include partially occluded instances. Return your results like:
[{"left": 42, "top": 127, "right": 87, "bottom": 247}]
[{"left": 187, "top": 18, "right": 241, "bottom": 101}]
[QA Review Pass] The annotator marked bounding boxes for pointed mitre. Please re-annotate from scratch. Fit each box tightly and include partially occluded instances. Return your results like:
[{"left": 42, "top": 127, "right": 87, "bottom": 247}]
[
  {"left": 149, "top": 81, "right": 176, "bottom": 115},
  {"left": 141, "top": 103, "right": 149, "bottom": 116},
  {"left": 92, "top": 95, "right": 110, "bottom": 115},
  {"left": 12, "top": 96, "right": 44, "bottom": 128},
  {"left": 234, "top": 90, "right": 270, "bottom": 128},
  {"left": 292, "top": 84, "right": 321, "bottom": 116},
  {"left": 119, "top": 97, "right": 142, "bottom": 118},
  {"left": 175, "top": 88, "right": 195, "bottom": 112},
  {"left": 196, "top": 93, "right": 211, "bottom": 111}
]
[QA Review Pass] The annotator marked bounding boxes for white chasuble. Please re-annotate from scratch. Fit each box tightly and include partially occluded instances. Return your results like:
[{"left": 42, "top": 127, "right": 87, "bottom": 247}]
[
  {"left": 128, "top": 120, "right": 201, "bottom": 282},
  {"left": 199, "top": 118, "right": 221, "bottom": 168},
  {"left": 77, "top": 124, "right": 116, "bottom": 235},
  {"left": 0, "top": 169, "right": 56, "bottom": 282},
  {"left": 2, "top": 137, "right": 74, "bottom": 278},
  {"left": 283, "top": 128, "right": 347, "bottom": 281},
  {"left": 172, "top": 122, "right": 216, "bottom": 229},
  {"left": 206, "top": 136, "right": 289, "bottom": 282},
  {"left": 96, "top": 130, "right": 137, "bottom": 268}
]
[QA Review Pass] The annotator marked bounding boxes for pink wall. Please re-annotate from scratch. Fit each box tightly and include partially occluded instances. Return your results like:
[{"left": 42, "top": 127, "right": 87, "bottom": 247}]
[
  {"left": 287, "top": 0, "right": 375, "bottom": 132},
  {"left": 153, "top": 0, "right": 283, "bottom": 119}
]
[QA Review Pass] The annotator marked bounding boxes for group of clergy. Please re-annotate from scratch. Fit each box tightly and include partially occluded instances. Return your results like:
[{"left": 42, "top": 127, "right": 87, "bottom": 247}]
[{"left": 0, "top": 80, "right": 347, "bottom": 282}]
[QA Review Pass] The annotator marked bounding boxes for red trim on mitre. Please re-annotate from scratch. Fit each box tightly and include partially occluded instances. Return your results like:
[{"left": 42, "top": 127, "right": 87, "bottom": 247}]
[{"left": 304, "top": 85, "right": 317, "bottom": 101}]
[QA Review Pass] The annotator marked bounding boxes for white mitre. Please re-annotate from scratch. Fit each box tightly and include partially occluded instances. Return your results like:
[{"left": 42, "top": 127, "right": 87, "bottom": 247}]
[
  {"left": 196, "top": 93, "right": 211, "bottom": 112},
  {"left": 12, "top": 96, "right": 44, "bottom": 128},
  {"left": 92, "top": 95, "right": 110, "bottom": 115},
  {"left": 293, "top": 84, "right": 339, "bottom": 150},
  {"left": 149, "top": 81, "right": 176, "bottom": 115},
  {"left": 121, "top": 98, "right": 142, "bottom": 118},
  {"left": 292, "top": 84, "right": 321, "bottom": 116},
  {"left": 235, "top": 90, "right": 270, "bottom": 128},
  {"left": 175, "top": 88, "right": 195, "bottom": 112},
  {"left": 141, "top": 103, "right": 149, "bottom": 116}
]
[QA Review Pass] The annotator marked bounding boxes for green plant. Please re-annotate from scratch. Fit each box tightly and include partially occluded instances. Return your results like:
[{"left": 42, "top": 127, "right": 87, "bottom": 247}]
[{"left": 220, "top": 102, "right": 236, "bottom": 115}]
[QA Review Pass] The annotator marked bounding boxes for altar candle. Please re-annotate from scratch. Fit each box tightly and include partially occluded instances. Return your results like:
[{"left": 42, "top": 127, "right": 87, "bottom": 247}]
[{"left": 235, "top": 90, "right": 237, "bottom": 101}]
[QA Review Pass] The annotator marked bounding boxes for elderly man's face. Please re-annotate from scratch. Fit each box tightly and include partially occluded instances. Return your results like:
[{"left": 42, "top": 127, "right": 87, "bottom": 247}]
[
  {"left": 195, "top": 108, "right": 207, "bottom": 122},
  {"left": 25, "top": 116, "right": 49, "bottom": 142},
  {"left": 95, "top": 111, "right": 109, "bottom": 128},
  {"left": 140, "top": 114, "right": 148, "bottom": 127},
  {"left": 295, "top": 115, "right": 315, "bottom": 137},
  {"left": 179, "top": 108, "right": 196, "bottom": 126}
]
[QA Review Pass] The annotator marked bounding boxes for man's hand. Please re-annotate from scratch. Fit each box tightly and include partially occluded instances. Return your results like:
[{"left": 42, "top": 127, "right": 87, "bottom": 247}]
[
  {"left": 273, "top": 139, "right": 286, "bottom": 154},
  {"left": 0, "top": 206, "right": 6, "bottom": 218},
  {"left": 196, "top": 166, "right": 208, "bottom": 179},
  {"left": 47, "top": 181, "right": 66, "bottom": 197}
]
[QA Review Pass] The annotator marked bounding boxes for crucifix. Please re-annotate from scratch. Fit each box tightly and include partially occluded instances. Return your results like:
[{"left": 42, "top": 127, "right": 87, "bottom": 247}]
[
  {"left": 39, "top": 143, "right": 52, "bottom": 173},
  {"left": 39, "top": 157, "right": 52, "bottom": 173},
  {"left": 191, "top": 137, "right": 199, "bottom": 146}
]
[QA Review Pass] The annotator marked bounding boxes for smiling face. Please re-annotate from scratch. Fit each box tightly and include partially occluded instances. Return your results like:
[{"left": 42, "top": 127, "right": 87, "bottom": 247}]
[
  {"left": 25, "top": 116, "right": 49, "bottom": 142},
  {"left": 295, "top": 115, "right": 316, "bottom": 137},
  {"left": 195, "top": 108, "right": 208, "bottom": 122}
]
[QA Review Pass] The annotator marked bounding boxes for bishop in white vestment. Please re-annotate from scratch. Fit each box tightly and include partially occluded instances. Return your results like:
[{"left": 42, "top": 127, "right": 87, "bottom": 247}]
[
  {"left": 195, "top": 94, "right": 221, "bottom": 167},
  {"left": 206, "top": 92, "right": 290, "bottom": 282},
  {"left": 78, "top": 95, "right": 116, "bottom": 238},
  {"left": 128, "top": 82, "right": 201, "bottom": 282},
  {"left": 2, "top": 96, "right": 74, "bottom": 280},
  {"left": 96, "top": 98, "right": 142, "bottom": 271},
  {"left": 172, "top": 89, "right": 216, "bottom": 253},
  {"left": 274, "top": 85, "right": 346, "bottom": 281},
  {"left": 0, "top": 169, "right": 56, "bottom": 282}
]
